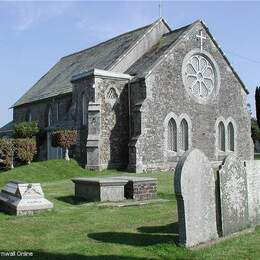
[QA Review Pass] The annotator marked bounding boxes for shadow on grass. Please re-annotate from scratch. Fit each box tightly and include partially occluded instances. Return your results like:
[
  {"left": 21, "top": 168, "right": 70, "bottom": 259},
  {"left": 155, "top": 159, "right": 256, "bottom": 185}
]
[
  {"left": 137, "top": 222, "right": 179, "bottom": 234},
  {"left": 88, "top": 232, "right": 178, "bottom": 246},
  {"left": 0, "top": 251, "right": 149, "bottom": 260},
  {"left": 55, "top": 196, "right": 87, "bottom": 205}
]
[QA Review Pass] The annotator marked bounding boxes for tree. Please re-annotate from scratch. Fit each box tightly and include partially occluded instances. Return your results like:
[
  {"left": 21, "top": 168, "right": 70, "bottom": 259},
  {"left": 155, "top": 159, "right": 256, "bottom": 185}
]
[
  {"left": 14, "top": 138, "right": 37, "bottom": 164},
  {"left": 52, "top": 130, "right": 77, "bottom": 160},
  {"left": 251, "top": 118, "right": 260, "bottom": 143},
  {"left": 0, "top": 138, "right": 15, "bottom": 169},
  {"left": 14, "top": 121, "right": 39, "bottom": 138},
  {"left": 255, "top": 87, "right": 260, "bottom": 128}
]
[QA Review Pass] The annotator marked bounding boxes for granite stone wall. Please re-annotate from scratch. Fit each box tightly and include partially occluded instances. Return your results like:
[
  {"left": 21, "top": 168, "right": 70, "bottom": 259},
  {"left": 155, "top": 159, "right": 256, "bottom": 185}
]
[
  {"left": 71, "top": 75, "right": 130, "bottom": 170},
  {"left": 130, "top": 22, "right": 253, "bottom": 172},
  {"left": 95, "top": 77, "right": 129, "bottom": 169},
  {"left": 70, "top": 77, "right": 94, "bottom": 165}
]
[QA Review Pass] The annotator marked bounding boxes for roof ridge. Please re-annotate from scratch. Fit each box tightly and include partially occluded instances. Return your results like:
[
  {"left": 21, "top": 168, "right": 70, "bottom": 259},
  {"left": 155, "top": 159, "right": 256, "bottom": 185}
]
[
  {"left": 107, "top": 18, "right": 170, "bottom": 71},
  {"left": 61, "top": 23, "right": 152, "bottom": 60},
  {"left": 139, "top": 20, "right": 198, "bottom": 77},
  {"left": 162, "top": 20, "right": 198, "bottom": 37}
]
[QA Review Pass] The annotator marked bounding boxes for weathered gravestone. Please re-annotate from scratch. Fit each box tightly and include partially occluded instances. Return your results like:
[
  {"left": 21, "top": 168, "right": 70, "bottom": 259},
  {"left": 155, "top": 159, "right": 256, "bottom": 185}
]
[
  {"left": 0, "top": 180, "right": 53, "bottom": 215},
  {"left": 218, "top": 155, "right": 249, "bottom": 236},
  {"left": 174, "top": 149, "right": 218, "bottom": 247},
  {"left": 245, "top": 160, "right": 260, "bottom": 225}
]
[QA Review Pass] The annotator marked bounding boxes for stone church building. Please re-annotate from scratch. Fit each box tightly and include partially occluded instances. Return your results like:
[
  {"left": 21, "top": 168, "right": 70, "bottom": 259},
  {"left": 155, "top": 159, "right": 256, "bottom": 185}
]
[{"left": 2, "top": 18, "right": 253, "bottom": 172}]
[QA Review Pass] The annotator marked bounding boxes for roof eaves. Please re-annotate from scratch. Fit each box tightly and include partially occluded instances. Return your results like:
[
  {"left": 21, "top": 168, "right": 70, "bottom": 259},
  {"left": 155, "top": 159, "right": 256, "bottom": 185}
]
[
  {"left": 71, "top": 68, "right": 133, "bottom": 82},
  {"left": 11, "top": 90, "right": 72, "bottom": 109}
]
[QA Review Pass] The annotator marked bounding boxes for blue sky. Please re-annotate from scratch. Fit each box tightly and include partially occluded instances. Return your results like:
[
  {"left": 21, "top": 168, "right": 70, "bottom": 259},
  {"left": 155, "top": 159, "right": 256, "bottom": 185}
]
[{"left": 0, "top": 1, "right": 259, "bottom": 127}]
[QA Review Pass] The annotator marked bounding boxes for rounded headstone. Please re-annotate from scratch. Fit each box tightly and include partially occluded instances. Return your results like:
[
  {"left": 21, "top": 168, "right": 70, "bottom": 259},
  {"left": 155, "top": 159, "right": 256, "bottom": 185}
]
[
  {"left": 174, "top": 149, "right": 218, "bottom": 247},
  {"left": 219, "top": 154, "right": 249, "bottom": 236}
]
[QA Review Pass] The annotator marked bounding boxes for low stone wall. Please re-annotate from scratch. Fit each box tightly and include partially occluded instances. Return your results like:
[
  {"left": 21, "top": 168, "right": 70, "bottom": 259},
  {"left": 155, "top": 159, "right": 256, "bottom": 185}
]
[{"left": 123, "top": 178, "right": 157, "bottom": 201}]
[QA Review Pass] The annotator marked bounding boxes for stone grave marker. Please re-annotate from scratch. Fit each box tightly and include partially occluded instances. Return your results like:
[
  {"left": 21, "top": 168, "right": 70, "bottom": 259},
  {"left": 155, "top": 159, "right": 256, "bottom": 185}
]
[
  {"left": 245, "top": 160, "right": 260, "bottom": 226},
  {"left": 0, "top": 180, "right": 53, "bottom": 215},
  {"left": 218, "top": 154, "right": 249, "bottom": 236},
  {"left": 72, "top": 177, "right": 128, "bottom": 202},
  {"left": 174, "top": 149, "right": 218, "bottom": 247}
]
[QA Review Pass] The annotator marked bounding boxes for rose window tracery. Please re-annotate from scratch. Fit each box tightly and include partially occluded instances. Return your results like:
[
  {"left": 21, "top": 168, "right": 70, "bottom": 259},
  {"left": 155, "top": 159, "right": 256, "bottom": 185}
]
[{"left": 184, "top": 54, "right": 215, "bottom": 99}]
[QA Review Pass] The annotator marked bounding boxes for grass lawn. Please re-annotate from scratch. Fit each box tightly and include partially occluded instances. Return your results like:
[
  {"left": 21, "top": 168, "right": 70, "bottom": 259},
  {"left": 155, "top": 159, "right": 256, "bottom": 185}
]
[
  {"left": 0, "top": 160, "right": 259, "bottom": 259},
  {"left": 254, "top": 153, "right": 260, "bottom": 160}
]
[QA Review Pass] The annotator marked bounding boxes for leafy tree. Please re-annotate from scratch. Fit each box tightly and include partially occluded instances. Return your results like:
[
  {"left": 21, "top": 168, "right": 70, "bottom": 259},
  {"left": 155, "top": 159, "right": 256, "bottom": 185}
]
[
  {"left": 0, "top": 138, "right": 15, "bottom": 169},
  {"left": 251, "top": 118, "right": 260, "bottom": 143},
  {"left": 14, "top": 121, "right": 39, "bottom": 138},
  {"left": 14, "top": 138, "right": 37, "bottom": 164},
  {"left": 255, "top": 87, "right": 260, "bottom": 128},
  {"left": 52, "top": 130, "right": 77, "bottom": 160}
]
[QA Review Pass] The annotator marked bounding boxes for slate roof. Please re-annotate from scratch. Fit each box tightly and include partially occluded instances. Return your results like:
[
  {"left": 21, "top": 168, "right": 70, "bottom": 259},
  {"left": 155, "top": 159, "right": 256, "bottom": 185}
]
[
  {"left": 13, "top": 19, "right": 248, "bottom": 109},
  {"left": 0, "top": 121, "right": 14, "bottom": 137},
  {"left": 126, "top": 23, "right": 194, "bottom": 77},
  {"left": 13, "top": 23, "right": 152, "bottom": 108}
]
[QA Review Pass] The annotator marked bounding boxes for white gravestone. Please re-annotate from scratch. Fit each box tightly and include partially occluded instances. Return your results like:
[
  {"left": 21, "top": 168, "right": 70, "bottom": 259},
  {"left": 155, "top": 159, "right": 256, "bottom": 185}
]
[
  {"left": 174, "top": 149, "right": 218, "bottom": 247},
  {"left": 0, "top": 180, "right": 53, "bottom": 215}
]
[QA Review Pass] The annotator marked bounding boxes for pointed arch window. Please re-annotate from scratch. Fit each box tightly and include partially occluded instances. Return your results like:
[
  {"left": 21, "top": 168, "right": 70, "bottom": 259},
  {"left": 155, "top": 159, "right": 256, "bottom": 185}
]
[
  {"left": 180, "top": 119, "right": 189, "bottom": 151},
  {"left": 107, "top": 88, "right": 118, "bottom": 100},
  {"left": 227, "top": 122, "right": 235, "bottom": 151},
  {"left": 167, "top": 118, "right": 177, "bottom": 152},
  {"left": 26, "top": 110, "right": 32, "bottom": 122},
  {"left": 82, "top": 92, "right": 87, "bottom": 125},
  {"left": 218, "top": 122, "right": 225, "bottom": 151},
  {"left": 106, "top": 87, "right": 119, "bottom": 107},
  {"left": 48, "top": 108, "right": 53, "bottom": 127}
]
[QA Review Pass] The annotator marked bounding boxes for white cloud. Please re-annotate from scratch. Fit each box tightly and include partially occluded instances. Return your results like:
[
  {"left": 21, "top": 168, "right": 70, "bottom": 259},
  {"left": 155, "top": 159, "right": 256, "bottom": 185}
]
[
  {"left": 76, "top": 17, "right": 88, "bottom": 30},
  {"left": 74, "top": 2, "right": 152, "bottom": 43},
  {"left": 10, "top": 2, "right": 72, "bottom": 32}
]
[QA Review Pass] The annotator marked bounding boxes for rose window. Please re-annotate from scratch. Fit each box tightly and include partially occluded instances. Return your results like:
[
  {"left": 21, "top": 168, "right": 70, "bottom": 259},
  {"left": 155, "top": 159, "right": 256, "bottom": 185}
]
[{"left": 184, "top": 55, "right": 215, "bottom": 99}]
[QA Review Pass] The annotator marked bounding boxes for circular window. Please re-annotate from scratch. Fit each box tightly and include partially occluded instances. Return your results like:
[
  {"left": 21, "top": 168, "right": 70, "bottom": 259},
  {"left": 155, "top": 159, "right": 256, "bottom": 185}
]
[{"left": 182, "top": 50, "right": 220, "bottom": 104}]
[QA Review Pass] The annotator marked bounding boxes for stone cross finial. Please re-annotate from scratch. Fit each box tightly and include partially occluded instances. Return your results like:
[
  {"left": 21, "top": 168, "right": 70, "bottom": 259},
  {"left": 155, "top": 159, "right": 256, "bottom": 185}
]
[{"left": 196, "top": 30, "right": 206, "bottom": 52}]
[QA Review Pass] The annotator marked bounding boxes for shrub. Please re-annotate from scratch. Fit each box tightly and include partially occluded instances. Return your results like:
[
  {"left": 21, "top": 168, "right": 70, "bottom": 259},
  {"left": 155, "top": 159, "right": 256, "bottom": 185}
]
[
  {"left": 0, "top": 138, "right": 15, "bottom": 169},
  {"left": 52, "top": 130, "right": 77, "bottom": 160},
  {"left": 14, "top": 121, "right": 39, "bottom": 138},
  {"left": 14, "top": 138, "right": 37, "bottom": 164}
]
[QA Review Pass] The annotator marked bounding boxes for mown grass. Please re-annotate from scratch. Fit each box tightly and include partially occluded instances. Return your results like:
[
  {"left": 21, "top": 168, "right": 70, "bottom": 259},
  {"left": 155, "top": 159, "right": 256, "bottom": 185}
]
[
  {"left": 0, "top": 160, "right": 259, "bottom": 259},
  {"left": 254, "top": 153, "right": 260, "bottom": 160}
]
